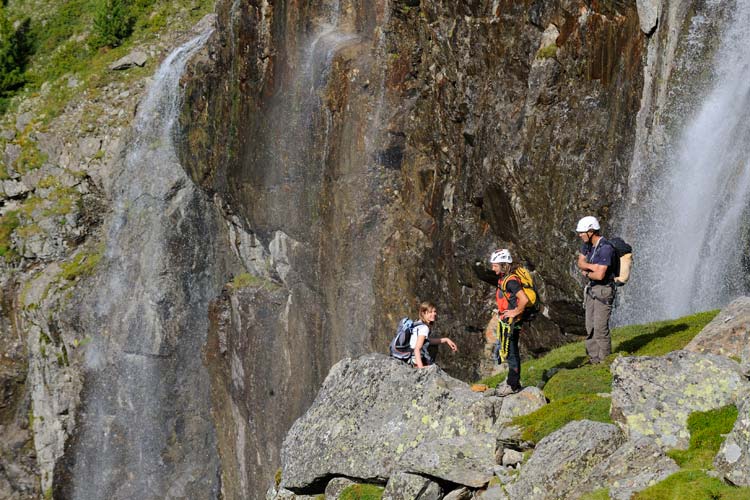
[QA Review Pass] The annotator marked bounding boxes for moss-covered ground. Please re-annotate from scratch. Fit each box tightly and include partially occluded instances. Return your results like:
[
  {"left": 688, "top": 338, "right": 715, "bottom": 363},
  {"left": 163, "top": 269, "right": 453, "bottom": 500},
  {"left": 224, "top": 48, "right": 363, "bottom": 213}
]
[
  {"left": 338, "top": 484, "right": 384, "bottom": 500},
  {"left": 478, "top": 309, "right": 750, "bottom": 497}
]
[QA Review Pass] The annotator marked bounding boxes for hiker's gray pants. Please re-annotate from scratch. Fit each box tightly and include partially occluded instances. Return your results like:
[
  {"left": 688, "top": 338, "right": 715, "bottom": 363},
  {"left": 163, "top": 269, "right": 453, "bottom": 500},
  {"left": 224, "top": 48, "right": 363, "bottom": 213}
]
[{"left": 585, "top": 284, "right": 614, "bottom": 363}]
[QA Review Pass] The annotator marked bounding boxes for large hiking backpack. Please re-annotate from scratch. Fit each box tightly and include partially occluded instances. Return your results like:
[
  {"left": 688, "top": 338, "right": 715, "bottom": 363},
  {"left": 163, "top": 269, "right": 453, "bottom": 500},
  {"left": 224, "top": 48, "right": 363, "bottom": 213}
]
[
  {"left": 608, "top": 237, "right": 633, "bottom": 286},
  {"left": 500, "top": 266, "right": 539, "bottom": 314},
  {"left": 389, "top": 317, "right": 424, "bottom": 361}
]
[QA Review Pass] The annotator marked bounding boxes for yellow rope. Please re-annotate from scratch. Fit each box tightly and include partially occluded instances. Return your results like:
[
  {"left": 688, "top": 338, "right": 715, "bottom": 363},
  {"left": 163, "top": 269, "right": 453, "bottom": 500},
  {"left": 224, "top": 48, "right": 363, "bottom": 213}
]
[{"left": 496, "top": 318, "right": 512, "bottom": 363}]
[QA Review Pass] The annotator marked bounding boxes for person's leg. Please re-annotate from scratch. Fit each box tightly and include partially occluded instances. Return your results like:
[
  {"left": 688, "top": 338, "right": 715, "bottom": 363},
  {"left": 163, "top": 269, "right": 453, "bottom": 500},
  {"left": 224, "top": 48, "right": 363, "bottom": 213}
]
[
  {"left": 592, "top": 286, "right": 613, "bottom": 361},
  {"left": 584, "top": 291, "right": 598, "bottom": 362},
  {"left": 506, "top": 327, "right": 522, "bottom": 391}
]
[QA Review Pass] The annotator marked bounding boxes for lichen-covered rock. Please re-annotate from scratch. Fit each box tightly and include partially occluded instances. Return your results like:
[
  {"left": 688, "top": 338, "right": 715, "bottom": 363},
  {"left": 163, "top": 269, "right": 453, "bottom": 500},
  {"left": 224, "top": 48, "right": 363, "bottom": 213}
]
[
  {"left": 443, "top": 487, "right": 472, "bottom": 500},
  {"left": 324, "top": 478, "right": 357, "bottom": 499},
  {"left": 714, "top": 393, "right": 750, "bottom": 486},
  {"left": 636, "top": 0, "right": 660, "bottom": 35},
  {"left": 476, "top": 485, "right": 508, "bottom": 500},
  {"left": 280, "top": 354, "right": 499, "bottom": 492},
  {"left": 506, "top": 420, "right": 625, "bottom": 499},
  {"left": 383, "top": 472, "right": 441, "bottom": 500},
  {"left": 611, "top": 351, "right": 746, "bottom": 449},
  {"left": 685, "top": 297, "right": 750, "bottom": 360},
  {"left": 496, "top": 387, "right": 547, "bottom": 422},
  {"left": 587, "top": 437, "right": 680, "bottom": 500}
]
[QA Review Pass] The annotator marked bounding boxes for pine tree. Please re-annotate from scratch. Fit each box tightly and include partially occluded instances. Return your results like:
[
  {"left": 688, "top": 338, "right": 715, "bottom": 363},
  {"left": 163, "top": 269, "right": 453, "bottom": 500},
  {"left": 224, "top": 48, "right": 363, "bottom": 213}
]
[{"left": 92, "top": 0, "right": 134, "bottom": 49}]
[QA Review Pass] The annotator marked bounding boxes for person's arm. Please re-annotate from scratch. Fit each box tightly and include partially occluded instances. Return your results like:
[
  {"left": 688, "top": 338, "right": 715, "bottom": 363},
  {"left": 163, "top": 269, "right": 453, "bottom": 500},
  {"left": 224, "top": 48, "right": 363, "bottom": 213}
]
[
  {"left": 473, "top": 262, "right": 499, "bottom": 285},
  {"left": 429, "top": 336, "right": 457, "bottom": 351},
  {"left": 580, "top": 244, "right": 612, "bottom": 280},
  {"left": 502, "top": 288, "right": 528, "bottom": 320},
  {"left": 413, "top": 334, "right": 427, "bottom": 368}
]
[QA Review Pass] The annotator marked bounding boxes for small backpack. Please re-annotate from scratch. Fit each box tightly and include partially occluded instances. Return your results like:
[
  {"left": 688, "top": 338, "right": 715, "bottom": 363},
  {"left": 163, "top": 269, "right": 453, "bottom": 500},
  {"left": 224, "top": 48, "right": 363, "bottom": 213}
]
[
  {"left": 607, "top": 237, "right": 633, "bottom": 286},
  {"left": 501, "top": 267, "right": 539, "bottom": 313},
  {"left": 389, "top": 317, "right": 424, "bottom": 361}
]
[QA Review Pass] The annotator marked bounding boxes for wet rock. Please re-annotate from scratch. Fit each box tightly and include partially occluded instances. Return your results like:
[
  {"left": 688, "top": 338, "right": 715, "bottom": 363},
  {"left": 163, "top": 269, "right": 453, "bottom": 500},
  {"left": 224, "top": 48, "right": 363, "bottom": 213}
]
[
  {"left": 685, "top": 297, "right": 750, "bottom": 361},
  {"left": 636, "top": 0, "right": 660, "bottom": 35},
  {"left": 280, "top": 354, "right": 498, "bottom": 491},
  {"left": 383, "top": 472, "right": 442, "bottom": 500},
  {"left": 611, "top": 351, "right": 746, "bottom": 449},
  {"left": 109, "top": 50, "right": 149, "bottom": 70},
  {"left": 714, "top": 393, "right": 750, "bottom": 486},
  {"left": 506, "top": 420, "right": 625, "bottom": 499},
  {"left": 587, "top": 437, "right": 680, "bottom": 500}
]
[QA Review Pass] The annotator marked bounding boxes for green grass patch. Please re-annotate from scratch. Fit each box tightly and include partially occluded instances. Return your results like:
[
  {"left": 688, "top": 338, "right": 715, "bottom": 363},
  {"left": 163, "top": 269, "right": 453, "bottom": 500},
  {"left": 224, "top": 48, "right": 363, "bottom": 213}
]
[
  {"left": 667, "top": 405, "right": 738, "bottom": 469},
  {"left": 339, "top": 484, "right": 384, "bottom": 500},
  {"left": 633, "top": 469, "right": 750, "bottom": 499},
  {"left": 228, "top": 272, "right": 280, "bottom": 291},
  {"left": 59, "top": 245, "right": 104, "bottom": 281},
  {"left": 580, "top": 489, "right": 609, "bottom": 500},
  {"left": 536, "top": 43, "right": 557, "bottom": 59},
  {"left": 0, "top": 210, "right": 20, "bottom": 259},
  {"left": 512, "top": 394, "right": 612, "bottom": 443},
  {"left": 542, "top": 364, "right": 612, "bottom": 401}
]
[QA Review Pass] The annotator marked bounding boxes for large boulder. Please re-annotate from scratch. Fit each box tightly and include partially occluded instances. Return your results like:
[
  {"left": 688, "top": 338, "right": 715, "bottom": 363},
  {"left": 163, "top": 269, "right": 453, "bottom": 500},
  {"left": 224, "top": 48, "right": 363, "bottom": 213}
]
[
  {"left": 506, "top": 420, "right": 625, "bottom": 499},
  {"left": 382, "top": 472, "right": 441, "bottom": 500},
  {"left": 714, "top": 393, "right": 750, "bottom": 486},
  {"left": 587, "top": 437, "right": 680, "bottom": 500},
  {"left": 611, "top": 351, "right": 746, "bottom": 449},
  {"left": 280, "top": 354, "right": 500, "bottom": 492},
  {"left": 685, "top": 297, "right": 750, "bottom": 361}
]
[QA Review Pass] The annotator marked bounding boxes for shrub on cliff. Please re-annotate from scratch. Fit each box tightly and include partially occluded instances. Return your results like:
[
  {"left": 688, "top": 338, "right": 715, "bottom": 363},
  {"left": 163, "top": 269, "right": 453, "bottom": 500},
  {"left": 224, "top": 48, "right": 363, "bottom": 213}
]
[
  {"left": 0, "top": 7, "right": 32, "bottom": 102},
  {"left": 91, "top": 0, "right": 134, "bottom": 49}
]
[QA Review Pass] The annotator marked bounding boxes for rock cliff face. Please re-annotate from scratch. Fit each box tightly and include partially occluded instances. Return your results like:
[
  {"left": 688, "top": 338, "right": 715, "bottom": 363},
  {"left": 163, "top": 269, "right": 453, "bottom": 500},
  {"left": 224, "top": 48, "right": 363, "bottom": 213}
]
[{"left": 181, "top": 0, "right": 645, "bottom": 494}]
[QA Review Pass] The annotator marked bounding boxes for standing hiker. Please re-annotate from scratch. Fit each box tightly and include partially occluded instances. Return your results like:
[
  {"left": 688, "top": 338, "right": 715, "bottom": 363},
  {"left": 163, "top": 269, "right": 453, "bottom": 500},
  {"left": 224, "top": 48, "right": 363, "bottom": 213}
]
[
  {"left": 475, "top": 249, "right": 529, "bottom": 395},
  {"left": 576, "top": 216, "right": 616, "bottom": 364},
  {"left": 410, "top": 301, "right": 458, "bottom": 368}
]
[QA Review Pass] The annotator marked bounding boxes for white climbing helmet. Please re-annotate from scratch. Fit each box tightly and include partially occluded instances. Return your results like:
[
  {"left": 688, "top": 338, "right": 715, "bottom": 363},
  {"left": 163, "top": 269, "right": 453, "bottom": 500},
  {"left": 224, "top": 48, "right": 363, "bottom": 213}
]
[
  {"left": 490, "top": 249, "right": 512, "bottom": 264},
  {"left": 575, "top": 216, "right": 601, "bottom": 233}
]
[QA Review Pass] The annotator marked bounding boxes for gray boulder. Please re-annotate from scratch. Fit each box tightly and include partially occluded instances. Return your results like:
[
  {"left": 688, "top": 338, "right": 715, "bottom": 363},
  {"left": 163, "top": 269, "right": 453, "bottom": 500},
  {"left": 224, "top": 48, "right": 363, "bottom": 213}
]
[
  {"left": 383, "top": 472, "right": 441, "bottom": 500},
  {"left": 476, "top": 485, "right": 508, "bottom": 499},
  {"left": 496, "top": 387, "right": 547, "bottom": 422},
  {"left": 443, "top": 487, "right": 472, "bottom": 500},
  {"left": 506, "top": 420, "right": 625, "bottom": 499},
  {"left": 714, "top": 393, "right": 750, "bottom": 486},
  {"left": 685, "top": 297, "right": 750, "bottom": 361},
  {"left": 109, "top": 50, "right": 148, "bottom": 70},
  {"left": 588, "top": 437, "right": 680, "bottom": 500},
  {"left": 611, "top": 351, "right": 746, "bottom": 449},
  {"left": 324, "top": 478, "right": 356, "bottom": 499},
  {"left": 280, "top": 354, "right": 499, "bottom": 491}
]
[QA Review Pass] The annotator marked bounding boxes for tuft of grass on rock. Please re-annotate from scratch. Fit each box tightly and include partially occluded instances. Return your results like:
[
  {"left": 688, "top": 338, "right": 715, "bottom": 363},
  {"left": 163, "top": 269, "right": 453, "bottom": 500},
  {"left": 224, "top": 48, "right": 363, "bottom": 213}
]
[
  {"left": 339, "top": 484, "right": 384, "bottom": 500},
  {"left": 580, "top": 489, "right": 610, "bottom": 500},
  {"left": 512, "top": 394, "right": 612, "bottom": 443},
  {"left": 0, "top": 210, "right": 20, "bottom": 259},
  {"left": 633, "top": 469, "right": 750, "bottom": 499},
  {"left": 536, "top": 43, "right": 558, "bottom": 59},
  {"left": 667, "top": 405, "right": 738, "bottom": 469}
]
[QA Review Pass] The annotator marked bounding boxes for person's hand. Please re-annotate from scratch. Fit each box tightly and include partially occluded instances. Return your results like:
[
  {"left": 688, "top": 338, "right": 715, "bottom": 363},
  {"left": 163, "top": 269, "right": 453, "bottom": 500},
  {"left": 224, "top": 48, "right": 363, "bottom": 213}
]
[{"left": 443, "top": 338, "right": 458, "bottom": 352}]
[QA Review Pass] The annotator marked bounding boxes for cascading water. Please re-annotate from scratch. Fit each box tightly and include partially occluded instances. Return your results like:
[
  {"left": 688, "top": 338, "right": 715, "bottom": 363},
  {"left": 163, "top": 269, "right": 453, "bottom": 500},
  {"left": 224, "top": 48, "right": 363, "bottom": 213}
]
[
  {"left": 619, "top": 1, "right": 750, "bottom": 322},
  {"left": 64, "top": 18, "right": 228, "bottom": 500}
]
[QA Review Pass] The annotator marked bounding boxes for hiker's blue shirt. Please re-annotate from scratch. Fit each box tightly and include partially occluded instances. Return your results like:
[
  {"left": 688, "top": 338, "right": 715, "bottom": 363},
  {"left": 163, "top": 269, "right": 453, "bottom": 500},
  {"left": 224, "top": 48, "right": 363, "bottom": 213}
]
[{"left": 581, "top": 238, "right": 615, "bottom": 285}]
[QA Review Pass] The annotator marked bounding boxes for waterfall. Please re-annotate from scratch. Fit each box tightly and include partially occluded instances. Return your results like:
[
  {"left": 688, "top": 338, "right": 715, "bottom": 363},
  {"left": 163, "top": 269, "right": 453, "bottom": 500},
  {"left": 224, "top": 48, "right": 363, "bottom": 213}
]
[
  {"left": 66, "top": 19, "right": 226, "bottom": 500},
  {"left": 619, "top": 1, "right": 750, "bottom": 322}
]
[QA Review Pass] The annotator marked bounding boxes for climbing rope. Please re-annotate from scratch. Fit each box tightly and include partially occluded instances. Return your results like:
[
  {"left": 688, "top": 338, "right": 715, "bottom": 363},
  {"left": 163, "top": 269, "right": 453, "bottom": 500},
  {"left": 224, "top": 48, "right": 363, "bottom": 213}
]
[{"left": 494, "top": 317, "right": 513, "bottom": 363}]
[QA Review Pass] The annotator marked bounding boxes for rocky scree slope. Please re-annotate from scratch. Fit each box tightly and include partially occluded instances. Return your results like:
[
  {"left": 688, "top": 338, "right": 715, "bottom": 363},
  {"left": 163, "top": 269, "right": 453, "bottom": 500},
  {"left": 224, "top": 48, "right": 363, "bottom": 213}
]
[{"left": 271, "top": 298, "right": 750, "bottom": 499}]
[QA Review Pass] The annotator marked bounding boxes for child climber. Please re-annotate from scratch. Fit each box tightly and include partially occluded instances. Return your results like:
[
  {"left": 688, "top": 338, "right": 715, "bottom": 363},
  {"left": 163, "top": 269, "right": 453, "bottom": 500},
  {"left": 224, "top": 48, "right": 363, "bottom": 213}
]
[
  {"left": 475, "top": 249, "right": 529, "bottom": 395},
  {"left": 410, "top": 301, "right": 458, "bottom": 368}
]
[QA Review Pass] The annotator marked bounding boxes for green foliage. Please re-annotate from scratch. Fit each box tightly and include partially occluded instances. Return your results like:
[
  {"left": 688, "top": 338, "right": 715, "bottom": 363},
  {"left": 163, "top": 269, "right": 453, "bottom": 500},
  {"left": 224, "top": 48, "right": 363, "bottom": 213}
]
[
  {"left": 0, "top": 209, "right": 19, "bottom": 259},
  {"left": 228, "top": 272, "right": 280, "bottom": 291},
  {"left": 91, "top": 0, "right": 134, "bottom": 49},
  {"left": 580, "top": 489, "right": 610, "bottom": 500},
  {"left": 512, "top": 394, "right": 612, "bottom": 443},
  {"left": 0, "top": 7, "right": 32, "bottom": 99},
  {"left": 633, "top": 470, "right": 750, "bottom": 499},
  {"left": 59, "top": 246, "right": 104, "bottom": 281},
  {"left": 536, "top": 43, "right": 558, "bottom": 59},
  {"left": 339, "top": 484, "right": 384, "bottom": 500},
  {"left": 542, "top": 364, "right": 612, "bottom": 401},
  {"left": 667, "top": 405, "right": 739, "bottom": 469}
]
